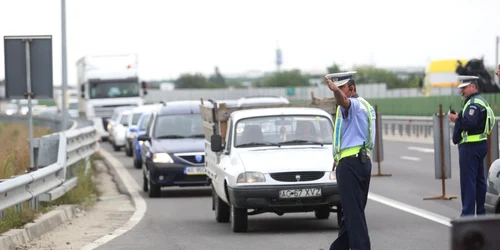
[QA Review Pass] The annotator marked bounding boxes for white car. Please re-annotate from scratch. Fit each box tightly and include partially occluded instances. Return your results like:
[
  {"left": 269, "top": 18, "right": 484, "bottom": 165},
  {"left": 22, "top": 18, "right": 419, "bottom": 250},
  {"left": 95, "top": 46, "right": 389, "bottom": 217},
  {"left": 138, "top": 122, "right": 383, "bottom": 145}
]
[
  {"left": 109, "top": 110, "right": 131, "bottom": 151},
  {"left": 124, "top": 104, "right": 162, "bottom": 157},
  {"left": 206, "top": 107, "right": 341, "bottom": 232}
]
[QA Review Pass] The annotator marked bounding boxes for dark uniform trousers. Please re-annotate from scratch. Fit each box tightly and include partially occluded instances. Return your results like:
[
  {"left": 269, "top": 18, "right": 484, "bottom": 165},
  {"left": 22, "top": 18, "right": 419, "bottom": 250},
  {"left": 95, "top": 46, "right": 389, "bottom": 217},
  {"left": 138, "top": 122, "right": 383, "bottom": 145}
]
[
  {"left": 330, "top": 156, "right": 372, "bottom": 250},
  {"left": 458, "top": 141, "right": 488, "bottom": 216}
]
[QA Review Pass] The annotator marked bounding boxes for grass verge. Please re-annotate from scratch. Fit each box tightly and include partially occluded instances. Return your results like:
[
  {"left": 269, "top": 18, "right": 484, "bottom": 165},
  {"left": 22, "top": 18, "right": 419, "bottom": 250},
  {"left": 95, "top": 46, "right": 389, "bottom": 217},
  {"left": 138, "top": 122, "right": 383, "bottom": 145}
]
[
  {"left": 0, "top": 121, "right": 102, "bottom": 234},
  {"left": 0, "top": 122, "right": 52, "bottom": 179}
]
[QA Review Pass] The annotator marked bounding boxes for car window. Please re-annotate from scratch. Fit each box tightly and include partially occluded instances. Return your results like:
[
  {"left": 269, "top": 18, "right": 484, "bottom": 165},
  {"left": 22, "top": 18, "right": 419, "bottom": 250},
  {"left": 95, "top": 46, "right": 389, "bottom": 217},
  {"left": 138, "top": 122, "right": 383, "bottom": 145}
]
[
  {"left": 120, "top": 114, "right": 129, "bottom": 125},
  {"left": 139, "top": 114, "right": 151, "bottom": 131},
  {"left": 131, "top": 113, "right": 142, "bottom": 125}
]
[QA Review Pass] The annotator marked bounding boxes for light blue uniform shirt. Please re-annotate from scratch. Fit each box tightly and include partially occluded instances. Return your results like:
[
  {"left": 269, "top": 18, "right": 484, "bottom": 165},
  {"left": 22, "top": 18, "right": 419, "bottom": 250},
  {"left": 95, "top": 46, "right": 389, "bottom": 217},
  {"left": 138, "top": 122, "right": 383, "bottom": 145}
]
[{"left": 332, "top": 96, "right": 376, "bottom": 159}]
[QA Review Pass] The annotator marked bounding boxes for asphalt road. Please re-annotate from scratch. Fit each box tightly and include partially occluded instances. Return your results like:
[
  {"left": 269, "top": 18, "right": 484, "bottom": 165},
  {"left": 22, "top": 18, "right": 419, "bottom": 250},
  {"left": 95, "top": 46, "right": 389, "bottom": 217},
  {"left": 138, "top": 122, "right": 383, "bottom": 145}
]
[{"left": 94, "top": 139, "right": 457, "bottom": 250}]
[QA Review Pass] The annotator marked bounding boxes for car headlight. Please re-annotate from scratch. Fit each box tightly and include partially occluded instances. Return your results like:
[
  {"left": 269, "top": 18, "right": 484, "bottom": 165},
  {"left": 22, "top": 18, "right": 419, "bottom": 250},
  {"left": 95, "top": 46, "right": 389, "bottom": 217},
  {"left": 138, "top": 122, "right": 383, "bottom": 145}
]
[
  {"left": 152, "top": 153, "right": 174, "bottom": 163},
  {"left": 329, "top": 171, "right": 336, "bottom": 181},
  {"left": 139, "top": 140, "right": 144, "bottom": 145},
  {"left": 237, "top": 172, "right": 266, "bottom": 183}
]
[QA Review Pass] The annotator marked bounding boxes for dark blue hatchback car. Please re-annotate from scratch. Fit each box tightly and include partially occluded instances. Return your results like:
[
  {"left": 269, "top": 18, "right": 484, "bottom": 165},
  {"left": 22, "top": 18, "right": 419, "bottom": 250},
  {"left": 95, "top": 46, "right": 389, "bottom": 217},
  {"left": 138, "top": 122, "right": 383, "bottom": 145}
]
[{"left": 137, "top": 100, "right": 209, "bottom": 197}]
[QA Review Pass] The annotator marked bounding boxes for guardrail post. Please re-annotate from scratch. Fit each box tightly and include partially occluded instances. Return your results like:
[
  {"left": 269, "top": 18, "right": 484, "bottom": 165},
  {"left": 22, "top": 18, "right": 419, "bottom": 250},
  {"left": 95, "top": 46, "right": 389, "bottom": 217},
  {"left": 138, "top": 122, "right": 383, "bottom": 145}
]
[
  {"left": 424, "top": 104, "right": 457, "bottom": 201},
  {"left": 372, "top": 105, "right": 391, "bottom": 177},
  {"left": 29, "top": 196, "right": 39, "bottom": 211}
]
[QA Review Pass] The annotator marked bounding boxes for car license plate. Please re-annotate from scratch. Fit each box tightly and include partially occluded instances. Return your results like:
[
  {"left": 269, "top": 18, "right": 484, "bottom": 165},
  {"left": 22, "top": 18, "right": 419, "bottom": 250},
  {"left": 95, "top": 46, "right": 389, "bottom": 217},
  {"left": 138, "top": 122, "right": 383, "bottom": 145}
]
[
  {"left": 184, "top": 166, "right": 206, "bottom": 175},
  {"left": 278, "top": 188, "right": 321, "bottom": 199}
]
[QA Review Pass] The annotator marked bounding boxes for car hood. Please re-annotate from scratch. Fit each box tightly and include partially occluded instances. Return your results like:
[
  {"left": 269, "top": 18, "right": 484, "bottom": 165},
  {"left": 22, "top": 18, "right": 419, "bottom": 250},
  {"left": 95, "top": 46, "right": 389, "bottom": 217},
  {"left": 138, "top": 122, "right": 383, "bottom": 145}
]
[
  {"left": 236, "top": 147, "right": 333, "bottom": 173},
  {"left": 151, "top": 138, "right": 205, "bottom": 154}
]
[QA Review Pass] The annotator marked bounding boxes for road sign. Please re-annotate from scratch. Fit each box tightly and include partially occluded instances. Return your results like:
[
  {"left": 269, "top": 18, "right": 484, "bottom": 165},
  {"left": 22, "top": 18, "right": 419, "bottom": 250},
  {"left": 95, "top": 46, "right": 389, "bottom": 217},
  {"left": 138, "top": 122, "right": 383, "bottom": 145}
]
[
  {"left": 3, "top": 35, "right": 54, "bottom": 170},
  {"left": 4, "top": 35, "right": 53, "bottom": 99}
]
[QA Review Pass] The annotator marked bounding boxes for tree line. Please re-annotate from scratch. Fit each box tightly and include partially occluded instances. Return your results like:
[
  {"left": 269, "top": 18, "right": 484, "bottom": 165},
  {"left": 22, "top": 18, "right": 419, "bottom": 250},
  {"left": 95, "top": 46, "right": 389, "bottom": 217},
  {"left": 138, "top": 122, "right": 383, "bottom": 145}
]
[{"left": 167, "top": 63, "right": 425, "bottom": 90}]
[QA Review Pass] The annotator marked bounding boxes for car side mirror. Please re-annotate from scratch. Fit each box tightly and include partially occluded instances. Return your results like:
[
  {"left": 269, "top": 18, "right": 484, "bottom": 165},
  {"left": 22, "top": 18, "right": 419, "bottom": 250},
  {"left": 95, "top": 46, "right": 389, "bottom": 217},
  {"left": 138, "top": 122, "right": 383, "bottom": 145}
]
[
  {"left": 210, "top": 135, "right": 223, "bottom": 152},
  {"left": 138, "top": 134, "right": 150, "bottom": 142}
]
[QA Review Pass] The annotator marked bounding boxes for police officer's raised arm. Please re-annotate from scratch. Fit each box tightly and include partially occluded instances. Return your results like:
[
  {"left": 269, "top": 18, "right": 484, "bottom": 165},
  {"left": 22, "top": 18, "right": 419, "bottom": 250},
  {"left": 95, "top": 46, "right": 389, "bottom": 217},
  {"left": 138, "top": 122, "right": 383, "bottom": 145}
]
[
  {"left": 324, "top": 76, "right": 352, "bottom": 115},
  {"left": 454, "top": 104, "right": 481, "bottom": 130}
]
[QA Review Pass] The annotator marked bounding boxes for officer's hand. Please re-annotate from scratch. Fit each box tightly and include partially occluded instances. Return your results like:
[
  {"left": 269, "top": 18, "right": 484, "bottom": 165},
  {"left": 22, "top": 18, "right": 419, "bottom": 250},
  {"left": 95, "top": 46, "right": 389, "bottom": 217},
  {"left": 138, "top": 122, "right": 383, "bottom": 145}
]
[
  {"left": 448, "top": 113, "right": 458, "bottom": 122},
  {"left": 496, "top": 64, "right": 500, "bottom": 77},
  {"left": 324, "top": 76, "right": 337, "bottom": 91}
]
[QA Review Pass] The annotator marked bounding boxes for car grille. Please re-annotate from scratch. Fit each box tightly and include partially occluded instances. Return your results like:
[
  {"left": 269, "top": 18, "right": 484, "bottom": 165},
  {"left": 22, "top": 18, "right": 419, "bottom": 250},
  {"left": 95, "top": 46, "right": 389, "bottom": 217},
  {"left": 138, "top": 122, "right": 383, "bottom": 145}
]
[
  {"left": 270, "top": 171, "right": 325, "bottom": 182},
  {"left": 175, "top": 154, "right": 205, "bottom": 165}
]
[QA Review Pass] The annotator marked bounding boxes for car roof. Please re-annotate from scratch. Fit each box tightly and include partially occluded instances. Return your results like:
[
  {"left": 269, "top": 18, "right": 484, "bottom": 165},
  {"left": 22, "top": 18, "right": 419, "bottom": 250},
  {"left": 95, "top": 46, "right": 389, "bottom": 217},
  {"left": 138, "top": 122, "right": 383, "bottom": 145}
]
[
  {"left": 157, "top": 100, "right": 210, "bottom": 116},
  {"left": 131, "top": 104, "right": 162, "bottom": 113},
  {"left": 236, "top": 96, "right": 289, "bottom": 107},
  {"left": 230, "top": 107, "right": 332, "bottom": 122}
]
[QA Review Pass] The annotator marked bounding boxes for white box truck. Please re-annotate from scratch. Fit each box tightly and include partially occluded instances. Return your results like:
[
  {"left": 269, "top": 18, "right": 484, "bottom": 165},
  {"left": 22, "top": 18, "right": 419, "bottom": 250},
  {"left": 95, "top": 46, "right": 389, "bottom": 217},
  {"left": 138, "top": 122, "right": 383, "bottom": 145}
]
[{"left": 76, "top": 54, "right": 147, "bottom": 140}]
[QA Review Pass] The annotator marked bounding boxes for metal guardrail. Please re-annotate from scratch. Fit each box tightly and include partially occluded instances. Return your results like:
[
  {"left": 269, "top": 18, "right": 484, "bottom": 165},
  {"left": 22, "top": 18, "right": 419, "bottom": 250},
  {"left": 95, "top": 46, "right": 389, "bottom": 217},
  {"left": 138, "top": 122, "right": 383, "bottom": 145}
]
[
  {"left": 381, "top": 115, "right": 500, "bottom": 139},
  {"left": 0, "top": 124, "right": 99, "bottom": 218}
]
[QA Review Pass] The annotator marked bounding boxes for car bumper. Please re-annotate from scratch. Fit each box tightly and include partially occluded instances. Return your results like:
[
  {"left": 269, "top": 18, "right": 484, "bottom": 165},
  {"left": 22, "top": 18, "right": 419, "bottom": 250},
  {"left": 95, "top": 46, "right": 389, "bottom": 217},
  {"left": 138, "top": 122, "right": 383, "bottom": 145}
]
[
  {"left": 485, "top": 192, "right": 499, "bottom": 214},
  {"left": 147, "top": 162, "right": 208, "bottom": 186},
  {"left": 227, "top": 183, "right": 340, "bottom": 209}
]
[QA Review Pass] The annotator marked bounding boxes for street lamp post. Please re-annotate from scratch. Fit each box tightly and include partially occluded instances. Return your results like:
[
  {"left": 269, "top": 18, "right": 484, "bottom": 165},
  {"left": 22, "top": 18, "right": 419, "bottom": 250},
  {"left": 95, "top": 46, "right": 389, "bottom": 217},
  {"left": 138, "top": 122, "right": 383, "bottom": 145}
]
[{"left": 61, "top": 0, "right": 68, "bottom": 130}]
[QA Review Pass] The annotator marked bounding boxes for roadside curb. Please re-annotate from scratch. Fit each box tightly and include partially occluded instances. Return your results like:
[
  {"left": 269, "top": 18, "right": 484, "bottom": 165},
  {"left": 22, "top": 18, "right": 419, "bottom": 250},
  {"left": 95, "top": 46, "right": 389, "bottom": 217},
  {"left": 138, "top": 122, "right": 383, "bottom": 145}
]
[
  {"left": 0, "top": 204, "right": 78, "bottom": 250},
  {"left": 0, "top": 150, "right": 135, "bottom": 250},
  {"left": 80, "top": 149, "right": 146, "bottom": 250}
]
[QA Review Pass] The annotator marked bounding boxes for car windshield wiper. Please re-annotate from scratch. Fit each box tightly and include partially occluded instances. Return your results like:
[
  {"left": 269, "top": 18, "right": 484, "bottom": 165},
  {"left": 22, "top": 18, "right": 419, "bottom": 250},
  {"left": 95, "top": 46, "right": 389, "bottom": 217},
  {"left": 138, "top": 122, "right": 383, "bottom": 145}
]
[
  {"left": 187, "top": 134, "right": 205, "bottom": 138},
  {"left": 279, "top": 139, "right": 324, "bottom": 146},
  {"left": 236, "top": 142, "right": 281, "bottom": 148},
  {"left": 155, "top": 135, "right": 187, "bottom": 139}
]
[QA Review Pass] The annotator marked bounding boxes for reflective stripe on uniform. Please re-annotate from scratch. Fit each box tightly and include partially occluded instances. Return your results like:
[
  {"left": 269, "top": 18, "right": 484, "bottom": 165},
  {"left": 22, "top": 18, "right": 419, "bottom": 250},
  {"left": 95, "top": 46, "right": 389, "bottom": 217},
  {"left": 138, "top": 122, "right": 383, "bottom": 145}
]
[
  {"left": 459, "top": 96, "right": 496, "bottom": 144},
  {"left": 333, "top": 97, "right": 376, "bottom": 163}
]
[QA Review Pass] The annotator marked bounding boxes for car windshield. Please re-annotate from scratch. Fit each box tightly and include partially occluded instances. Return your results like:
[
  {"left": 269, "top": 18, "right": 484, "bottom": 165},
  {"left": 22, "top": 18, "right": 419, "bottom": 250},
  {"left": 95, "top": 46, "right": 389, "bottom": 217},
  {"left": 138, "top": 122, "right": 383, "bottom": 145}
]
[
  {"left": 89, "top": 80, "right": 139, "bottom": 99},
  {"left": 234, "top": 115, "right": 333, "bottom": 147},
  {"left": 131, "top": 113, "right": 142, "bottom": 125},
  {"left": 69, "top": 103, "right": 78, "bottom": 109},
  {"left": 153, "top": 114, "right": 204, "bottom": 139}
]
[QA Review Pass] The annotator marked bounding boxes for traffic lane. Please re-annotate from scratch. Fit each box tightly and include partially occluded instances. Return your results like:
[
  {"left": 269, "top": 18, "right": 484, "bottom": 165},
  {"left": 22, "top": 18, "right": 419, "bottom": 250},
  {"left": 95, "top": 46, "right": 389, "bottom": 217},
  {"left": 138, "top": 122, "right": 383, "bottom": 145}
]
[
  {"left": 97, "top": 144, "right": 450, "bottom": 250},
  {"left": 370, "top": 140, "right": 463, "bottom": 220}
]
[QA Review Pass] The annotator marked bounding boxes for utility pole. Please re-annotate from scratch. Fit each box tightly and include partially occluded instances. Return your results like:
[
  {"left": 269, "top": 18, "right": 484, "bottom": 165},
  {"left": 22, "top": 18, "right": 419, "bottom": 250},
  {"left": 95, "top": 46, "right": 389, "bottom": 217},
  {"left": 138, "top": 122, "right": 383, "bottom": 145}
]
[
  {"left": 61, "top": 0, "right": 68, "bottom": 130},
  {"left": 495, "top": 36, "right": 499, "bottom": 83}
]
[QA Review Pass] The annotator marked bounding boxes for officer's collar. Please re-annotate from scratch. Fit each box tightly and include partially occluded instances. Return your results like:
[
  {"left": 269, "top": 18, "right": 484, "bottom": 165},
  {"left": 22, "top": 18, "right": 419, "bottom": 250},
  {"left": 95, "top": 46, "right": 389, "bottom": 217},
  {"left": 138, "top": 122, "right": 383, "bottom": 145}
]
[{"left": 464, "top": 92, "right": 480, "bottom": 102}]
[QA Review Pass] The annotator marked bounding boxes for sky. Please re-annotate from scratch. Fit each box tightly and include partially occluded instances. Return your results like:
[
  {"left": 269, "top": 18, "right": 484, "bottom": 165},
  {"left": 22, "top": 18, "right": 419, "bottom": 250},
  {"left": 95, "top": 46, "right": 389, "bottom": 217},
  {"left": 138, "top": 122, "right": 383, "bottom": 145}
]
[{"left": 0, "top": 0, "right": 499, "bottom": 86}]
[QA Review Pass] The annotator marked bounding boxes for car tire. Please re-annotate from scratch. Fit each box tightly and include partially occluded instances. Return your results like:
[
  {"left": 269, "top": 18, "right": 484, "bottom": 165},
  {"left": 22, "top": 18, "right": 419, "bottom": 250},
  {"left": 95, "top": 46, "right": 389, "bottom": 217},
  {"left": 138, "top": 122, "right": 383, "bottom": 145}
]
[
  {"left": 230, "top": 205, "right": 248, "bottom": 233},
  {"left": 134, "top": 158, "right": 142, "bottom": 169},
  {"left": 147, "top": 171, "right": 161, "bottom": 198},
  {"left": 125, "top": 143, "right": 133, "bottom": 157},
  {"left": 213, "top": 186, "right": 230, "bottom": 223},
  {"left": 314, "top": 207, "right": 330, "bottom": 219},
  {"left": 143, "top": 173, "right": 148, "bottom": 192},
  {"left": 113, "top": 142, "right": 120, "bottom": 152}
]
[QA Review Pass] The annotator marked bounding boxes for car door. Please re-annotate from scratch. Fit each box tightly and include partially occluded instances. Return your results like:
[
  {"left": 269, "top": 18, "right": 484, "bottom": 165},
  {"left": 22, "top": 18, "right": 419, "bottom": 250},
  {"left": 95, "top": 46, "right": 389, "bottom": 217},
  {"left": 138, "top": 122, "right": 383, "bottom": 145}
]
[{"left": 214, "top": 118, "right": 233, "bottom": 199}]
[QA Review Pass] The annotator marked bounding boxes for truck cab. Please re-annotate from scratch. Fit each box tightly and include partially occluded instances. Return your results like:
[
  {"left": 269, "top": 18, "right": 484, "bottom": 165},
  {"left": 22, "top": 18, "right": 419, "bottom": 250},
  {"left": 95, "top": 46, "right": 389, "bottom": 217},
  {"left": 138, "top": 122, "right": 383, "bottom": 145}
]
[{"left": 76, "top": 54, "right": 146, "bottom": 140}]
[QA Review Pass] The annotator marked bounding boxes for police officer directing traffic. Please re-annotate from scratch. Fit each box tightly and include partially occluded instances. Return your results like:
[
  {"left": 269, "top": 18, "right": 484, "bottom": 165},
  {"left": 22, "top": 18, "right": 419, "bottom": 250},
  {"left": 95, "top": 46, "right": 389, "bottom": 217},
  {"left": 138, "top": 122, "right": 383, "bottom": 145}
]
[
  {"left": 324, "top": 71, "right": 376, "bottom": 250},
  {"left": 448, "top": 75, "right": 496, "bottom": 217}
]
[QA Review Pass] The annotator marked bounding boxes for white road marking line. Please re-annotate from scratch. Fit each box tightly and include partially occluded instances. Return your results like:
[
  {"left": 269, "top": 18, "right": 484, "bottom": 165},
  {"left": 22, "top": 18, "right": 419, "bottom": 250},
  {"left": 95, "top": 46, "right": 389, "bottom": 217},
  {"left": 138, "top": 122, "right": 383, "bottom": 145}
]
[
  {"left": 408, "top": 146, "right": 435, "bottom": 153},
  {"left": 81, "top": 149, "right": 147, "bottom": 250},
  {"left": 401, "top": 156, "right": 421, "bottom": 161},
  {"left": 368, "top": 192, "right": 452, "bottom": 227}
]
